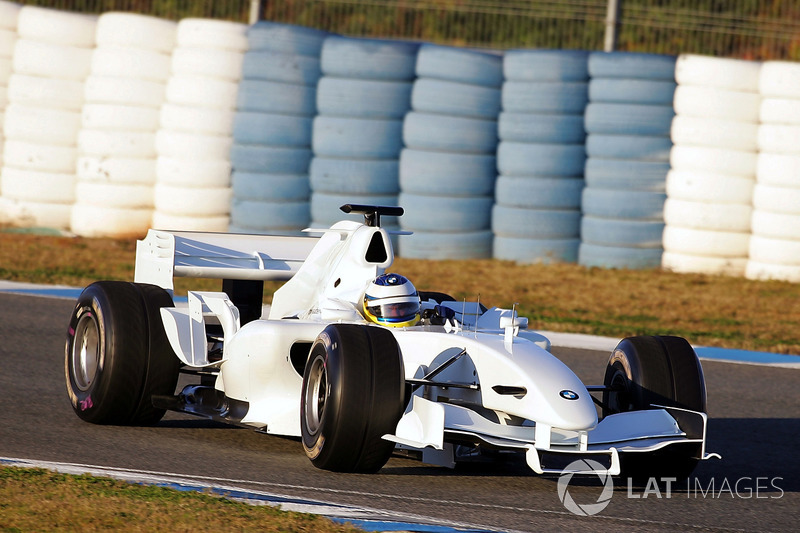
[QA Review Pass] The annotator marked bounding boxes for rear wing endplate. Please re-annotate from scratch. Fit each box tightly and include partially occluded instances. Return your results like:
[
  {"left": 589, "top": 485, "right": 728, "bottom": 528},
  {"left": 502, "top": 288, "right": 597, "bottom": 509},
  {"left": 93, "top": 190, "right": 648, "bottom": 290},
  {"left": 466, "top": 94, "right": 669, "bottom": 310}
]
[{"left": 134, "top": 229, "right": 319, "bottom": 291}]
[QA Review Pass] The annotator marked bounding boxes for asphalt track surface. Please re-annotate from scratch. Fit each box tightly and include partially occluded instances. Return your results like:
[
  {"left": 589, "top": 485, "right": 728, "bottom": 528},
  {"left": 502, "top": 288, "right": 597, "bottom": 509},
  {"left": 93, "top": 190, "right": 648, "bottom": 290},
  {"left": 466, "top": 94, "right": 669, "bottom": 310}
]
[{"left": 1, "top": 292, "right": 798, "bottom": 532}]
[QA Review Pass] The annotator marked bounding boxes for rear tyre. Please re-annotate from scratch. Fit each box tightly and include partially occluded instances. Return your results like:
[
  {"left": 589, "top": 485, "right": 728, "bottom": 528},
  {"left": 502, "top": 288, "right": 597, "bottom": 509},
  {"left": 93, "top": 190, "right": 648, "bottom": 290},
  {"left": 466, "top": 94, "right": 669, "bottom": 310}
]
[
  {"left": 602, "top": 335, "right": 706, "bottom": 480},
  {"left": 65, "top": 281, "right": 179, "bottom": 425},
  {"left": 301, "top": 324, "right": 404, "bottom": 473}
]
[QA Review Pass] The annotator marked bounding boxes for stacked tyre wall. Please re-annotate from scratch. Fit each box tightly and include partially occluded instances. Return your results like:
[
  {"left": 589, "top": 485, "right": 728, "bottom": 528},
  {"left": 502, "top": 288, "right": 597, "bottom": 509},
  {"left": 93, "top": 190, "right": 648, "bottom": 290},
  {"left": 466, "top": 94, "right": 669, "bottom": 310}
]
[
  {"left": 398, "top": 44, "right": 501, "bottom": 259},
  {"left": 493, "top": 50, "right": 587, "bottom": 264},
  {"left": 2, "top": 3, "right": 800, "bottom": 282},
  {"left": 229, "top": 22, "right": 327, "bottom": 235},
  {"left": 310, "top": 36, "right": 418, "bottom": 230}
]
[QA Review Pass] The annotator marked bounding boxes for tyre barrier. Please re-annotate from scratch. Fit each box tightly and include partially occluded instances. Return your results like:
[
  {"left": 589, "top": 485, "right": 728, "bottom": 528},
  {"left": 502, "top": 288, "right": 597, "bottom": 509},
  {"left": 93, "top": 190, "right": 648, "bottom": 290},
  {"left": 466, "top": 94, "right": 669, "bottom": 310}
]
[
  {"left": 151, "top": 18, "right": 246, "bottom": 233},
  {"left": 747, "top": 59, "right": 800, "bottom": 281},
  {"left": 0, "top": 5, "right": 96, "bottom": 231},
  {"left": 399, "top": 44, "right": 501, "bottom": 260},
  {"left": 580, "top": 52, "right": 675, "bottom": 269},
  {"left": 232, "top": 22, "right": 329, "bottom": 235},
  {"left": 311, "top": 36, "right": 417, "bottom": 231},
  {"left": 664, "top": 54, "right": 761, "bottom": 276},
  {"left": 493, "top": 50, "right": 587, "bottom": 264},
  {"left": 71, "top": 13, "right": 176, "bottom": 237}
]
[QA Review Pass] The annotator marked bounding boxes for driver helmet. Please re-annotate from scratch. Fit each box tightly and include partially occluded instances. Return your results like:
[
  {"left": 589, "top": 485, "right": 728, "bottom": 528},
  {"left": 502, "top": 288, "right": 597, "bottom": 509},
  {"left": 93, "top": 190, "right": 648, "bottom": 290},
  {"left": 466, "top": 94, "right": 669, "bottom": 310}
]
[{"left": 363, "top": 273, "right": 420, "bottom": 328}]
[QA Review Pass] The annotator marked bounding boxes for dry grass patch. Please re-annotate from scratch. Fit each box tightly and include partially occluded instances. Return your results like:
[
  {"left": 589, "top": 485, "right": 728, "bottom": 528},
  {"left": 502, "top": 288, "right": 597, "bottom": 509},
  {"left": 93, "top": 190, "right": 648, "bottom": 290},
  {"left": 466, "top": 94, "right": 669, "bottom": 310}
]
[{"left": 1, "top": 232, "right": 799, "bottom": 354}]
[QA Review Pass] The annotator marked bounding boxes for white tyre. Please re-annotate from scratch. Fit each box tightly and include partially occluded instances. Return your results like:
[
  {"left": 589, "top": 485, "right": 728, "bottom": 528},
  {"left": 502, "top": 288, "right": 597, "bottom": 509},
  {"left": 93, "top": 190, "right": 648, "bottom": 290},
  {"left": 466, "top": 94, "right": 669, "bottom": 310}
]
[
  {"left": 313, "top": 116, "right": 403, "bottom": 159},
  {"left": 586, "top": 134, "right": 672, "bottom": 162},
  {"left": 236, "top": 79, "right": 316, "bottom": 116},
  {"left": 749, "top": 235, "right": 800, "bottom": 266},
  {"left": 581, "top": 188, "right": 665, "bottom": 220},
  {"left": 757, "top": 124, "right": 800, "bottom": 155},
  {"left": 0, "top": 56, "right": 9, "bottom": 81},
  {"left": 3, "top": 140, "right": 76, "bottom": 173},
  {"left": 745, "top": 260, "right": 800, "bottom": 283},
  {"left": 501, "top": 81, "right": 588, "bottom": 114},
  {"left": 402, "top": 111, "right": 497, "bottom": 154},
  {"left": 584, "top": 102, "right": 674, "bottom": 136},
  {"left": 671, "top": 115, "right": 758, "bottom": 152},
  {"left": 0, "top": 2, "right": 21, "bottom": 30},
  {"left": 82, "top": 103, "right": 160, "bottom": 131},
  {"left": 751, "top": 210, "right": 800, "bottom": 240},
  {"left": 170, "top": 47, "right": 244, "bottom": 81},
  {"left": 662, "top": 251, "right": 747, "bottom": 276},
  {"left": 417, "top": 43, "right": 503, "bottom": 87},
  {"left": 233, "top": 112, "right": 312, "bottom": 147},
  {"left": 673, "top": 85, "right": 760, "bottom": 123},
  {"left": 165, "top": 75, "right": 238, "bottom": 110},
  {"left": 492, "top": 235, "right": 579, "bottom": 264},
  {"left": 70, "top": 204, "right": 152, "bottom": 238},
  {"left": 669, "top": 145, "right": 757, "bottom": 177},
  {"left": 95, "top": 13, "right": 176, "bottom": 53},
  {"left": 759, "top": 60, "right": 800, "bottom": 99},
  {"left": 584, "top": 158, "right": 668, "bottom": 192},
  {"left": 411, "top": 78, "right": 500, "bottom": 120},
  {"left": 0, "top": 85, "right": 7, "bottom": 108},
  {"left": 241, "top": 51, "right": 322, "bottom": 86},
  {"left": 78, "top": 129, "right": 156, "bottom": 158},
  {"left": 155, "top": 130, "right": 232, "bottom": 160},
  {"left": 492, "top": 205, "right": 580, "bottom": 239},
  {"left": 6, "top": 74, "right": 84, "bottom": 111},
  {"left": 160, "top": 103, "right": 234, "bottom": 136},
  {"left": 84, "top": 75, "right": 166, "bottom": 107},
  {"left": 3, "top": 104, "right": 81, "bottom": 146},
  {"left": 151, "top": 211, "right": 229, "bottom": 232},
  {"left": 752, "top": 183, "right": 800, "bottom": 215},
  {"left": 90, "top": 46, "right": 172, "bottom": 82},
  {"left": 498, "top": 112, "right": 585, "bottom": 144},
  {"left": 12, "top": 39, "right": 92, "bottom": 80},
  {"left": 156, "top": 156, "right": 231, "bottom": 188},
  {"left": 503, "top": 49, "right": 588, "bottom": 82},
  {"left": 580, "top": 216, "right": 664, "bottom": 248},
  {"left": 77, "top": 156, "right": 156, "bottom": 185},
  {"left": 398, "top": 230, "right": 494, "bottom": 260},
  {"left": 0, "top": 197, "right": 71, "bottom": 230},
  {"left": 399, "top": 149, "right": 495, "bottom": 197},
  {"left": 665, "top": 170, "right": 754, "bottom": 204},
  {"left": 675, "top": 54, "right": 761, "bottom": 92},
  {"left": 154, "top": 183, "right": 232, "bottom": 216},
  {"left": 320, "top": 36, "right": 419, "bottom": 80},
  {"left": 759, "top": 98, "right": 800, "bottom": 125},
  {"left": 17, "top": 6, "right": 96, "bottom": 48},
  {"left": 497, "top": 142, "right": 585, "bottom": 177},
  {"left": 0, "top": 166, "right": 75, "bottom": 203},
  {"left": 663, "top": 198, "right": 752, "bottom": 232},
  {"left": 75, "top": 181, "right": 153, "bottom": 208},
  {"left": 316, "top": 77, "right": 412, "bottom": 119},
  {"left": 756, "top": 152, "right": 800, "bottom": 187},
  {"left": 175, "top": 18, "right": 248, "bottom": 51},
  {"left": 662, "top": 226, "right": 749, "bottom": 258}
]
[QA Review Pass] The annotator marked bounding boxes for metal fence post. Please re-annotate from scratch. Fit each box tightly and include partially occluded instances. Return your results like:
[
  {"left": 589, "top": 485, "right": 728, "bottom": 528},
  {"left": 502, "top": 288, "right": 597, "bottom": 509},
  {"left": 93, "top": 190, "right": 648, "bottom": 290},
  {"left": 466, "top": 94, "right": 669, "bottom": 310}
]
[
  {"left": 604, "top": 0, "right": 621, "bottom": 52},
  {"left": 249, "top": 0, "right": 262, "bottom": 24}
]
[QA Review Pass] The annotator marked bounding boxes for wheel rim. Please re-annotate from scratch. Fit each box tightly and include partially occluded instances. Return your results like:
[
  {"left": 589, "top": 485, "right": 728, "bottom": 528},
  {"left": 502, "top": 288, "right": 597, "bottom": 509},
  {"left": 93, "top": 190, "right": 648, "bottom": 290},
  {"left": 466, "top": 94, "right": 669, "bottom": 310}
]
[
  {"left": 304, "top": 355, "right": 327, "bottom": 436},
  {"left": 71, "top": 313, "right": 100, "bottom": 391}
]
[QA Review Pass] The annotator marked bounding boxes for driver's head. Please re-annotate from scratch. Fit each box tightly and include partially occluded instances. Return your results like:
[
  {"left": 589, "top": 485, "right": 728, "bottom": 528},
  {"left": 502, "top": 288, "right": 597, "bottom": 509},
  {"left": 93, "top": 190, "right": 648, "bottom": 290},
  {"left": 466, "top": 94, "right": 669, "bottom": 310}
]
[{"left": 363, "top": 273, "right": 420, "bottom": 327}]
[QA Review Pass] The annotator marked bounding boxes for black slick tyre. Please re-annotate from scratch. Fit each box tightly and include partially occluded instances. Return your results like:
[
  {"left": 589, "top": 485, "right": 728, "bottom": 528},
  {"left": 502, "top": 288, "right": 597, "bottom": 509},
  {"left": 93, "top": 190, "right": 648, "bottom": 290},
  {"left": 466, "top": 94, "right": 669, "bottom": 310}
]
[
  {"left": 602, "top": 335, "right": 707, "bottom": 479},
  {"left": 65, "top": 281, "right": 179, "bottom": 425},
  {"left": 301, "top": 324, "right": 404, "bottom": 473}
]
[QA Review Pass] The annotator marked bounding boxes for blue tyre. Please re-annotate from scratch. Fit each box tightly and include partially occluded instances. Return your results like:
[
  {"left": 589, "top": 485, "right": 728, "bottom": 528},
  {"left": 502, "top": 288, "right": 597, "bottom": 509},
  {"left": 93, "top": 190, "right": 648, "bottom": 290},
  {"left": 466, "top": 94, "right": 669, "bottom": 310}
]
[{"left": 493, "top": 235, "right": 579, "bottom": 264}]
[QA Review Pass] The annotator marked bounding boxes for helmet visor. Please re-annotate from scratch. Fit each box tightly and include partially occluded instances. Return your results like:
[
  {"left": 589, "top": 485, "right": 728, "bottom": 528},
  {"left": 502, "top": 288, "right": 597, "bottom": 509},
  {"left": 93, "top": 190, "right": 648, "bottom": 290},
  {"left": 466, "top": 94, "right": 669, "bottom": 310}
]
[{"left": 366, "top": 301, "right": 419, "bottom": 321}]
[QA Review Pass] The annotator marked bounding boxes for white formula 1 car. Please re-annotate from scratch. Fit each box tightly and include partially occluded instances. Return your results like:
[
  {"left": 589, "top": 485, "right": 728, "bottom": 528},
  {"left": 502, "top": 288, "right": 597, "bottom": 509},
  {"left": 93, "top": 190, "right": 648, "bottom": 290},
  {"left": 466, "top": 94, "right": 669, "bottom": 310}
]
[{"left": 65, "top": 205, "right": 717, "bottom": 477}]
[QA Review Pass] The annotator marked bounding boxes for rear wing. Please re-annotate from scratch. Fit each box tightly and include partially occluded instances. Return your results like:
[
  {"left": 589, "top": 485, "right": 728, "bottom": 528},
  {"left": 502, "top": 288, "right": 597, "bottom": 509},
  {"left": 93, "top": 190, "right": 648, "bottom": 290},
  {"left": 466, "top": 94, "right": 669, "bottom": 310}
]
[{"left": 134, "top": 229, "right": 319, "bottom": 291}]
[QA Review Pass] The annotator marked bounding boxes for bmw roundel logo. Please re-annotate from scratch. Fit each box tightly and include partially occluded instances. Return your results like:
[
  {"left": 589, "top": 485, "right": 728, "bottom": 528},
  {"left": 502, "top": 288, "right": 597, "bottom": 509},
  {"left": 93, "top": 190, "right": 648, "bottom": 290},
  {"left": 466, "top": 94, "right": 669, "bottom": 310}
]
[{"left": 559, "top": 389, "right": 579, "bottom": 400}]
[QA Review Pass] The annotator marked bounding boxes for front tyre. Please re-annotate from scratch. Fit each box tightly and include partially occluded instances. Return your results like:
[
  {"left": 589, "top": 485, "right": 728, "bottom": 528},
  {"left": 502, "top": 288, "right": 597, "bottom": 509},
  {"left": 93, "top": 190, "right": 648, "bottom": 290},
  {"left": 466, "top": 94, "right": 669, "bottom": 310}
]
[
  {"left": 65, "top": 281, "right": 178, "bottom": 425},
  {"left": 301, "top": 324, "right": 404, "bottom": 473},
  {"left": 602, "top": 335, "right": 707, "bottom": 479}
]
